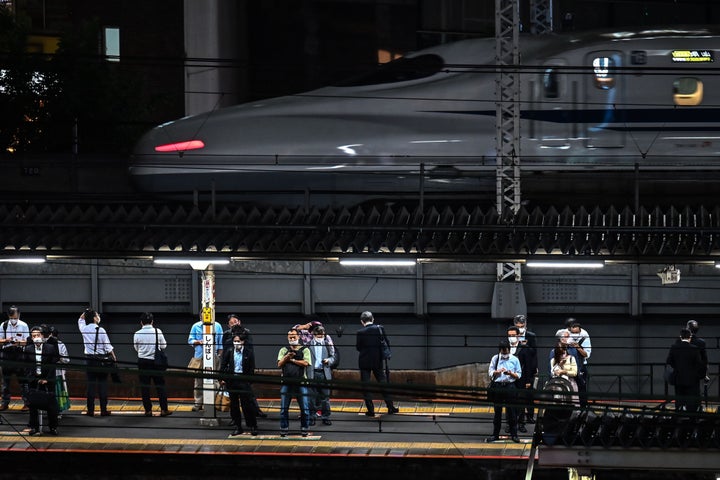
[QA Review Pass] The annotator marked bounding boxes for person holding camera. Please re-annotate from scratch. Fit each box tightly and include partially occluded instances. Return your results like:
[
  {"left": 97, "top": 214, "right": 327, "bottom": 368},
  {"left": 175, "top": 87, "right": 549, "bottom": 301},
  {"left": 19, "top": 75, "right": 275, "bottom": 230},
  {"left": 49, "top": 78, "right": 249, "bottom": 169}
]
[
  {"left": 1, "top": 306, "right": 30, "bottom": 411},
  {"left": 277, "top": 329, "right": 312, "bottom": 437},
  {"left": 78, "top": 308, "right": 117, "bottom": 416}
]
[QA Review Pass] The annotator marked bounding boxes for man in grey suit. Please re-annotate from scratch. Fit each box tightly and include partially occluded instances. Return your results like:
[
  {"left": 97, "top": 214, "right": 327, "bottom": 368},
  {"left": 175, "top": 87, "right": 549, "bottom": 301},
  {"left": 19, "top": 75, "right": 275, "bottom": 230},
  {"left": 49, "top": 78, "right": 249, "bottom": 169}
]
[{"left": 308, "top": 325, "right": 336, "bottom": 425}]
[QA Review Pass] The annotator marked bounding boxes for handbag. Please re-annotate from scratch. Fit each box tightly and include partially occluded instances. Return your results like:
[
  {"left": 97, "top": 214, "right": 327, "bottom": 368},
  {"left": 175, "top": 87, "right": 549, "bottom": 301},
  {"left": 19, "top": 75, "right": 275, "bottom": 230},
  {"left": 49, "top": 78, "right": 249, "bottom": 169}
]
[
  {"left": 92, "top": 327, "right": 115, "bottom": 368},
  {"left": 55, "top": 374, "right": 71, "bottom": 412},
  {"left": 378, "top": 325, "right": 392, "bottom": 360},
  {"left": 154, "top": 328, "right": 168, "bottom": 370},
  {"left": 28, "top": 386, "right": 54, "bottom": 410},
  {"left": 215, "top": 389, "right": 230, "bottom": 412}
]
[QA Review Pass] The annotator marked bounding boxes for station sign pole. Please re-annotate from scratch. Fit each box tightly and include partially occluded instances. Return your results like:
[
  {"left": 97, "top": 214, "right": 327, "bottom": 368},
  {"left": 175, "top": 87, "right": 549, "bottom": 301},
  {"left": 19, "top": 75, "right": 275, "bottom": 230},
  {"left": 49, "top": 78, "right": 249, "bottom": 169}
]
[{"left": 200, "top": 266, "right": 219, "bottom": 426}]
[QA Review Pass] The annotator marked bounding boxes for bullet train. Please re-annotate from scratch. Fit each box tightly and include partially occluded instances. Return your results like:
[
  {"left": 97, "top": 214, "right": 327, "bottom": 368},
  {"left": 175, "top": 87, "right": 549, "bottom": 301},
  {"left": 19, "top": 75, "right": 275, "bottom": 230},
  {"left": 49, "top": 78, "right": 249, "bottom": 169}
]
[{"left": 130, "top": 27, "right": 720, "bottom": 206}]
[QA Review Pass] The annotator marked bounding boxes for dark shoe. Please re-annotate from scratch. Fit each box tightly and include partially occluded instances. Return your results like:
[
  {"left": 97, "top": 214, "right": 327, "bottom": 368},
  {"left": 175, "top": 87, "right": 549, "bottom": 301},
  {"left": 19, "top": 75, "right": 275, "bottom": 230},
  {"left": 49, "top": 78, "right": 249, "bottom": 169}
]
[
  {"left": 160, "top": 410, "right": 172, "bottom": 417},
  {"left": 257, "top": 410, "right": 268, "bottom": 418},
  {"left": 511, "top": 436, "right": 521, "bottom": 443},
  {"left": 525, "top": 416, "right": 536, "bottom": 424},
  {"left": 144, "top": 411, "right": 153, "bottom": 417},
  {"left": 280, "top": 430, "right": 288, "bottom": 438},
  {"left": 27, "top": 429, "right": 40, "bottom": 436},
  {"left": 47, "top": 428, "right": 58, "bottom": 436},
  {"left": 518, "top": 424, "right": 527, "bottom": 433},
  {"left": 485, "top": 436, "right": 500, "bottom": 443},
  {"left": 21, "top": 405, "right": 29, "bottom": 412},
  {"left": 301, "top": 430, "right": 309, "bottom": 437},
  {"left": 85, "top": 411, "right": 95, "bottom": 416},
  {"left": 230, "top": 428, "right": 244, "bottom": 436},
  {"left": 387, "top": 407, "right": 399, "bottom": 414},
  {"left": 251, "top": 427, "right": 258, "bottom": 436},
  {"left": 191, "top": 405, "right": 204, "bottom": 412},
  {"left": 100, "top": 411, "right": 112, "bottom": 416},
  {"left": 365, "top": 411, "right": 375, "bottom": 417},
  {"left": 322, "top": 419, "right": 332, "bottom": 426}
]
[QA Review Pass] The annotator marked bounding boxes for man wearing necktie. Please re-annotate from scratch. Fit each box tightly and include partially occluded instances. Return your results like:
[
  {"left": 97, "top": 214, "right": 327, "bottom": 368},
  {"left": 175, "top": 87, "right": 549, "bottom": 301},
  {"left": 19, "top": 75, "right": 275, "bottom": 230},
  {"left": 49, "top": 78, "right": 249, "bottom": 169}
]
[{"left": 220, "top": 333, "right": 258, "bottom": 436}]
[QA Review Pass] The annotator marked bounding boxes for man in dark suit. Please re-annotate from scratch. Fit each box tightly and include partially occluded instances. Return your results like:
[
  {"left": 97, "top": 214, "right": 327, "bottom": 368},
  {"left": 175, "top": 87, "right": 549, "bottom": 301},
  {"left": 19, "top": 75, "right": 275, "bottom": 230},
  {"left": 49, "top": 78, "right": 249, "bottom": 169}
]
[
  {"left": 686, "top": 320, "right": 708, "bottom": 381},
  {"left": 23, "top": 326, "right": 60, "bottom": 435},
  {"left": 219, "top": 333, "right": 258, "bottom": 436},
  {"left": 666, "top": 328, "right": 704, "bottom": 413},
  {"left": 355, "top": 311, "right": 398, "bottom": 417}
]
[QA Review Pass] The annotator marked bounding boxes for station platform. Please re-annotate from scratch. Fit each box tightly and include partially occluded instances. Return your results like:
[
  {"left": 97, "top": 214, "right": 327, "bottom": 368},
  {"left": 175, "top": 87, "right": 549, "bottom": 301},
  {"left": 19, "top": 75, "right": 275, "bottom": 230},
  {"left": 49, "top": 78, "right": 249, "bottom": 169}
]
[
  {"left": 3, "top": 397, "right": 716, "bottom": 480},
  {"left": 0, "top": 396, "right": 555, "bottom": 479}
]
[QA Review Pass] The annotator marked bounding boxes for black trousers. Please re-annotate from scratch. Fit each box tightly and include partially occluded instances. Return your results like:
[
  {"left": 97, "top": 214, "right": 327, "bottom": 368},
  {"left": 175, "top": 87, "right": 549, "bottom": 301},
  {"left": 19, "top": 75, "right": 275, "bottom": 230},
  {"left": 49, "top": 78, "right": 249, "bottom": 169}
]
[
  {"left": 491, "top": 382, "right": 517, "bottom": 436},
  {"left": 138, "top": 358, "right": 168, "bottom": 412},
  {"left": 360, "top": 365, "right": 394, "bottom": 413},
  {"left": 228, "top": 381, "right": 257, "bottom": 428}
]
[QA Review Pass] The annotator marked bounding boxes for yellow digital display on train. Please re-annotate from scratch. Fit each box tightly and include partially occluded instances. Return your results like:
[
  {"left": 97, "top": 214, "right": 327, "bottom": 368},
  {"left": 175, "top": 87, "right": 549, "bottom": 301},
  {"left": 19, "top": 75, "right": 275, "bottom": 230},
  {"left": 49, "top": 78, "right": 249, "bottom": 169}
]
[{"left": 671, "top": 50, "right": 713, "bottom": 63}]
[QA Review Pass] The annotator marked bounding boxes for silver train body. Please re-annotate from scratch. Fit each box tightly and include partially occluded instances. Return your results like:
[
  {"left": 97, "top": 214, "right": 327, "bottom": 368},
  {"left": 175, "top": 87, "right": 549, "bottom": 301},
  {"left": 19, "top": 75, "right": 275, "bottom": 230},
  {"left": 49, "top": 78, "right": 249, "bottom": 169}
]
[{"left": 130, "top": 27, "right": 720, "bottom": 205}]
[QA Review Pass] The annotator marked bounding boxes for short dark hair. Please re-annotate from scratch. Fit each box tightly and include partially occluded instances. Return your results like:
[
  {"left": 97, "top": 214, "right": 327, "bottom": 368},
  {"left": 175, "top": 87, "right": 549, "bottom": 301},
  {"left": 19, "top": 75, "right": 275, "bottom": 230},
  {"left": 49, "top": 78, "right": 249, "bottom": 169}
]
[
  {"left": 7, "top": 305, "right": 20, "bottom": 316},
  {"left": 686, "top": 320, "right": 699, "bottom": 334},
  {"left": 227, "top": 314, "right": 240, "bottom": 322},
  {"left": 507, "top": 326, "right": 519, "bottom": 334},
  {"left": 498, "top": 339, "right": 511, "bottom": 350},
  {"left": 233, "top": 333, "right": 248, "bottom": 342},
  {"left": 140, "top": 312, "right": 154, "bottom": 325},
  {"left": 680, "top": 328, "right": 692, "bottom": 340},
  {"left": 30, "top": 325, "right": 43, "bottom": 334}
]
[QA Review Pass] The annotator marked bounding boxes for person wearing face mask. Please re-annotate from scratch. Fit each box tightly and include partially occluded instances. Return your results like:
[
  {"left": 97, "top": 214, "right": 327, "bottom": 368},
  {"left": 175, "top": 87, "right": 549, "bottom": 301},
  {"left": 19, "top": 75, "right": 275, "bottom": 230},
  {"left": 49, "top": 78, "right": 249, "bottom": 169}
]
[
  {"left": 513, "top": 314, "right": 536, "bottom": 349},
  {"left": 277, "top": 329, "right": 312, "bottom": 437},
  {"left": 507, "top": 326, "right": 537, "bottom": 433},
  {"left": 487, "top": 340, "right": 522, "bottom": 443},
  {"left": 550, "top": 339, "right": 579, "bottom": 405},
  {"left": 23, "top": 326, "right": 60, "bottom": 435},
  {"left": 220, "top": 333, "right": 258, "bottom": 436},
  {"left": 308, "top": 325, "right": 336, "bottom": 426},
  {"left": 1, "top": 305, "right": 31, "bottom": 411},
  {"left": 78, "top": 308, "right": 117, "bottom": 416},
  {"left": 133, "top": 312, "right": 171, "bottom": 417}
]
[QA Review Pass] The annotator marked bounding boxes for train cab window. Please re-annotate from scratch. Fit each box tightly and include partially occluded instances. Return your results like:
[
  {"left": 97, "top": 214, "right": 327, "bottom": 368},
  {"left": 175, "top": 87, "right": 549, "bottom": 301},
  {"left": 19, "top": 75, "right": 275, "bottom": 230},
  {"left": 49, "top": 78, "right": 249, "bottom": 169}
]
[
  {"left": 333, "top": 54, "right": 444, "bottom": 87},
  {"left": 543, "top": 68, "right": 559, "bottom": 98},
  {"left": 592, "top": 56, "right": 615, "bottom": 89},
  {"left": 673, "top": 77, "right": 703, "bottom": 106}
]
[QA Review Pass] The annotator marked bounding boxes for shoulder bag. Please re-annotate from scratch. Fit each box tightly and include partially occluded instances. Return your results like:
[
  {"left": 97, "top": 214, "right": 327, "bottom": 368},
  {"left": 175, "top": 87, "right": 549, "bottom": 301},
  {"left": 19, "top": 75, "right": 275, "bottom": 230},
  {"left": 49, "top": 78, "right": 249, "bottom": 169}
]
[
  {"left": 154, "top": 328, "right": 168, "bottom": 370},
  {"left": 378, "top": 325, "right": 392, "bottom": 360}
]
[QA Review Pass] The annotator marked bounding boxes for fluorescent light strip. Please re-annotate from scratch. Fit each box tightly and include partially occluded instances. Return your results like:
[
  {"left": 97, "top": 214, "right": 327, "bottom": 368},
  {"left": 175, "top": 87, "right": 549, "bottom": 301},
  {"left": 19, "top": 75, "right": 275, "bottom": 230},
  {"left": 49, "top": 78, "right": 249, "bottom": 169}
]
[
  {"left": 0, "top": 257, "right": 46, "bottom": 263},
  {"left": 154, "top": 258, "right": 230, "bottom": 270},
  {"left": 526, "top": 260, "right": 604, "bottom": 268},
  {"left": 339, "top": 259, "right": 416, "bottom": 267}
]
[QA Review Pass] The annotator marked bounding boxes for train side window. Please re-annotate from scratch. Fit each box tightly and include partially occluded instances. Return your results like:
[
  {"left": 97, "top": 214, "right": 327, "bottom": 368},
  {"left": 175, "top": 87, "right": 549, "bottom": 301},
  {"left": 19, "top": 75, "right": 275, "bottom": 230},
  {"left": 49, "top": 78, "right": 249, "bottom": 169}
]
[
  {"left": 543, "top": 68, "right": 559, "bottom": 98},
  {"left": 673, "top": 77, "right": 703, "bottom": 106},
  {"left": 592, "top": 57, "right": 615, "bottom": 89}
]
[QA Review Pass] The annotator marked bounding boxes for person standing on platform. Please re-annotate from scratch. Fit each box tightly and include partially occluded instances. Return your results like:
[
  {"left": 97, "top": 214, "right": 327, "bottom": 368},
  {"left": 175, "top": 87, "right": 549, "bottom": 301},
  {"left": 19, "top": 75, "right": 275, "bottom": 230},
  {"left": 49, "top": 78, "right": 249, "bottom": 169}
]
[
  {"left": 508, "top": 325, "right": 537, "bottom": 433},
  {"left": 308, "top": 325, "right": 336, "bottom": 426},
  {"left": 23, "top": 326, "right": 60, "bottom": 435},
  {"left": 1, "top": 305, "right": 30, "bottom": 411},
  {"left": 277, "top": 328, "right": 311, "bottom": 437},
  {"left": 187, "top": 312, "right": 224, "bottom": 411},
  {"left": 222, "top": 314, "right": 265, "bottom": 419},
  {"left": 513, "top": 315, "right": 537, "bottom": 425},
  {"left": 220, "top": 333, "right": 258, "bottom": 436},
  {"left": 48, "top": 326, "right": 71, "bottom": 415},
  {"left": 133, "top": 312, "right": 171, "bottom": 417},
  {"left": 486, "top": 340, "right": 522, "bottom": 443},
  {"left": 666, "top": 328, "right": 704, "bottom": 413},
  {"left": 78, "top": 308, "right": 116, "bottom": 416},
  {"left": 356, "top": 311, "right": 399, "bottom": 417}
]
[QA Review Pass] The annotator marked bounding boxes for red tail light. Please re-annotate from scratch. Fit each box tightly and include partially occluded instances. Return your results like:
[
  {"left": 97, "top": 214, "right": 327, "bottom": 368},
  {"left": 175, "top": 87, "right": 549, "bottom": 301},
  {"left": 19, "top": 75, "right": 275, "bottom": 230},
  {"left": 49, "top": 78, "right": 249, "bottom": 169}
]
[{"left": 154, "top": 140, "right": 205, "bottom": 152}]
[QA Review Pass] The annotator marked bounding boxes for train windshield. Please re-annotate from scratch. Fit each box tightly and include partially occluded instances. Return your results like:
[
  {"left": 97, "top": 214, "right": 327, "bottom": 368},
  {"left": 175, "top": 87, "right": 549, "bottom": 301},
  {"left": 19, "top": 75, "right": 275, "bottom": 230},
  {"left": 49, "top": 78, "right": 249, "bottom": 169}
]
[{"left": 333, "top": 54, "right": 445, "bottom": 87}]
